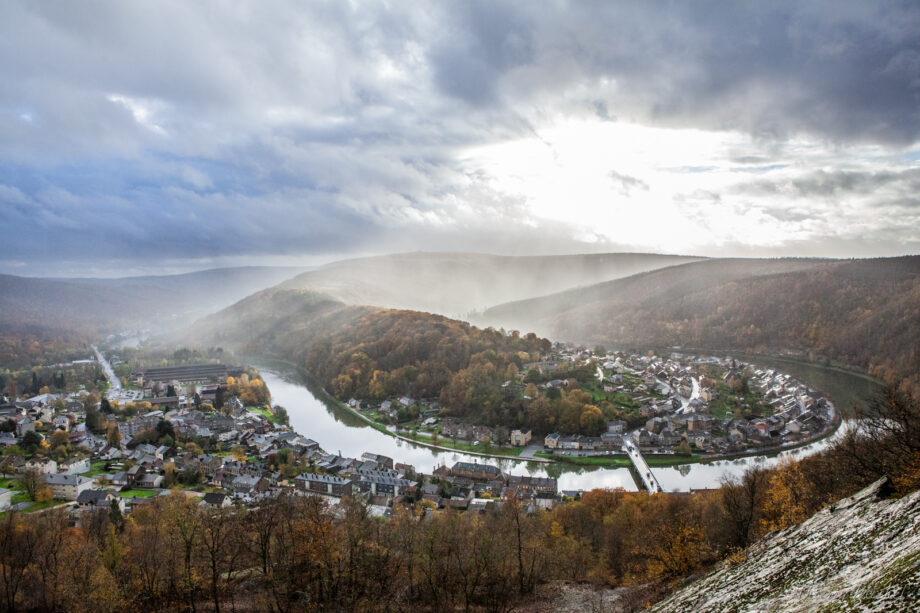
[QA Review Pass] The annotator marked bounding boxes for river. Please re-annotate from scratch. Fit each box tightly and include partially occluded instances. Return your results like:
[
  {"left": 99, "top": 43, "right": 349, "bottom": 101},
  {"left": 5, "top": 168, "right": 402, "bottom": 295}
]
[{"left": 259, "top": 358, "right": 883, "bottom": 493}]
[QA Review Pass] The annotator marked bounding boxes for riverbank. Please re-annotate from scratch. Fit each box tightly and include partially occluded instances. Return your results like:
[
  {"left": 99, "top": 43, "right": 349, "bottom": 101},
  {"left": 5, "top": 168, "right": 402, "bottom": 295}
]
[
  {"left": 250, "top": 354, "right": 847, "bottom": 471},
  {"left": 250, "top": 356, "right": 550, "bottom": 463}
]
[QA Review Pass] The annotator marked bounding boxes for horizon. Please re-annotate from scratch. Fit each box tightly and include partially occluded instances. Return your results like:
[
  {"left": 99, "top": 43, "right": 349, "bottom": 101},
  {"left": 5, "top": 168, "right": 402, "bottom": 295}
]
[
  {"left": 2, "top": 2, "right": 919, "bottom": 276},
  {"left": 4, "top": 249, "right": 917, "bottom": 280}
]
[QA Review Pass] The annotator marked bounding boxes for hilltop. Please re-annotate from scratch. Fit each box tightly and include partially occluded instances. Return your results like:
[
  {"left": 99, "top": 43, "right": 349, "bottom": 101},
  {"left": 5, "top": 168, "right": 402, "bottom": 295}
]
[{"left": 278, "top": 251, "right": 702, "bottom": 317}]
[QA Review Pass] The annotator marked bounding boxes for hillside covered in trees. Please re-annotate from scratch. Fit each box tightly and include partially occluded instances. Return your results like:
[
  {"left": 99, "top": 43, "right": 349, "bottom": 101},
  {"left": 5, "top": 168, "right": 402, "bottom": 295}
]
[
  {"left": 189, "top": 287, "right": 661, "bottom": 436},
  {"left": 187, "top": 288, "right": 619, "bottom": 434},
  {"left": 480, "top": 256, "right": 920, "bottom": 396}
]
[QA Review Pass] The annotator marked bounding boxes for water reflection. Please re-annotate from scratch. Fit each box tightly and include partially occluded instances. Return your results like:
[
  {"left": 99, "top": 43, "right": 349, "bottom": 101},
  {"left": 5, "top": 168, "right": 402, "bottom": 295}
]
[{"left": 259, "top": 359, "right": 879, "bottom": 493}]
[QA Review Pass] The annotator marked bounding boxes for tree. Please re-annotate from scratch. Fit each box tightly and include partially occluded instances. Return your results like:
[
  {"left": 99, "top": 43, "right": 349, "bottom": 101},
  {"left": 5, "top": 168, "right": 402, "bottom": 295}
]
[
  {"left": 230, "top": 446, "right": 247, "bottom": 462},
  {"left": 163, "top": 461, "right": 178, "bottom": 486},
  {"left": 21, "top": 431, "right": 42, "bottom": 454},
  {"left": 760, "top": 459, "right": 816, "bottom": 532},
  {"left": 156, "top": 419, "right": 175, "bottom": 441},
  {"left": 721, "top": 466, "right": 769, "bottom": 548},
  {"left": 85, "top": 405, "right": 104, "bottom": 432},
  {"left": 4, "top": 378, "right": 17, "bottom": 400},
  {"left": 49, "top": 430, "right": 70, "bottom": 450},
  {"left": 839, "top": 386, "right": 920, "bottom": 493},
  {"left": 100, "top": 397, "right": 112, "bottom": 414},
  {"left": 106, "top": 423, "right": 122, "bottom": 448},
  {"left": 579, "top": 405, "right": 605, "bottom": 436},
  {"left": 19, "top": 468, "right": 45, "bottom": 501}
]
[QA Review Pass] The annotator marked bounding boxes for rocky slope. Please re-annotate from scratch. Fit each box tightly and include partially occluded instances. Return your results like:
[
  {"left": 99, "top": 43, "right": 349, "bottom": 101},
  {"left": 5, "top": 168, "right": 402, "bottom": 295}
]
[{"left": 652, "top": 478, "right": 920, "bottom": 612}]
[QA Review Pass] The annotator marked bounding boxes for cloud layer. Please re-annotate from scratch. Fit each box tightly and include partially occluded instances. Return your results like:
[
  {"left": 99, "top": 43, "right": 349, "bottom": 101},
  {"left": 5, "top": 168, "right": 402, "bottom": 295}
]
[{"left": 1, "top": 1, "right": 919, "bottom": 274}]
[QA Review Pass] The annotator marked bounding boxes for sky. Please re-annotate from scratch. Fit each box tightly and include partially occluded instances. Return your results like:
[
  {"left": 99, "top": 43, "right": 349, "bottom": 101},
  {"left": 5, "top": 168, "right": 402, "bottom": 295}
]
[{"left": 2, "top": 1, "right": 920, "bottom": 277}]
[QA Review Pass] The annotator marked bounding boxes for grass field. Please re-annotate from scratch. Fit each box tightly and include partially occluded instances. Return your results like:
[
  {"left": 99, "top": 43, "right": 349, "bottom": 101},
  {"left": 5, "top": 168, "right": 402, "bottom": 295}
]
[
  {"left": 118, "top": 489, "right": 158, "bottom": 498},
  {"left": 248, "top": 406, "right": 285, "bottom": 425}
]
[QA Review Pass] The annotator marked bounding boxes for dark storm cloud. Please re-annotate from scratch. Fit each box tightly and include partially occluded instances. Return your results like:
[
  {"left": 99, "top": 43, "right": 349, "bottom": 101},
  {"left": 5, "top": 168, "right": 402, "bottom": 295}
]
[{"left": 0, "top": 1, "right": 919, "bottom": 273}]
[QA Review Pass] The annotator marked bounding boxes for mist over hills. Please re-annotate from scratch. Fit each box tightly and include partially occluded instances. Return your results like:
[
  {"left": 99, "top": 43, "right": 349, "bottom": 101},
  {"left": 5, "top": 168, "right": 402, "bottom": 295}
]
[
  {"left": 178, "top": 287, "right": 371, "bottom": 358},
  {"left": 0, "top": 266, "right": 311, "bottom": 335},
  {"left": 278, "top": 252, "right": 702, "bottom": 317},
  {"left": 7, "top": 251, "right": 920, "bottom": 397},
  {"left": 479, "top": 256, "right": 920, "bottom": 394}
]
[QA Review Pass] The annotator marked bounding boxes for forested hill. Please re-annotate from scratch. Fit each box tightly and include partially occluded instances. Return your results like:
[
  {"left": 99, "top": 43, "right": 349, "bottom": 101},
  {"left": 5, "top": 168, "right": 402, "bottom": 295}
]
[
  {"left": 278, "top": 251, "right": 702, "bottom": 317},
  {"left": 0, "top": 266, "right": 309, "bottom": 336},
  {"left": 188, "top": 287, "right": 554, "bottom": 396},
  {"left": 480, "top": 256, "right": 920, "bottom": 395},
  {"left": 185, "top": 287, "right": 559, "bottom": 428}
]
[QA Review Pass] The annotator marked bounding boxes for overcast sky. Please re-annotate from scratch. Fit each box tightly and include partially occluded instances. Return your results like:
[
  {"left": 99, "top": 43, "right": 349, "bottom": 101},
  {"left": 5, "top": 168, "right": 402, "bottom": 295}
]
[{"left": 2, "top": 1, "right": 920, "bottom": 276}]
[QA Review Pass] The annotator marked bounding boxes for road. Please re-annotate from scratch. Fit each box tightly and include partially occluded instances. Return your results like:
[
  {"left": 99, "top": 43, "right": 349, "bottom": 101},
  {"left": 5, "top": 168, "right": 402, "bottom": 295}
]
[
  {"left": 519, "top": 443, "right": 543, "bottom": 459},
  {"left": 623, "top": 440, "right": 663, "bottom": 493},
  {"left": 93, "top": 346, "right": 122, "bottom": 394}
]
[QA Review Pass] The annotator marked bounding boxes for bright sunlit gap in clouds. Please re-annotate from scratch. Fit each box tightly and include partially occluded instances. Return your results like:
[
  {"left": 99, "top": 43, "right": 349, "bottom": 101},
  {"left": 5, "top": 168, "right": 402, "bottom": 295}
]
[{"left": 459, "top": 116, "right": 920, "bottom": 255}]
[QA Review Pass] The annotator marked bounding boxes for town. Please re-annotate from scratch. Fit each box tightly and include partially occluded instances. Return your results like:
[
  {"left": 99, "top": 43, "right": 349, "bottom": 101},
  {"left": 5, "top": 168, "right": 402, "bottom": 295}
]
[
  {"left": 351, "top": 344, "right": 836, "bottom": 464},
  {"left": 0, "top": 343, "right": 835, "bottom": 521},
  {"left": 0, "top": 351, "right": 564, "bottom": 518}
]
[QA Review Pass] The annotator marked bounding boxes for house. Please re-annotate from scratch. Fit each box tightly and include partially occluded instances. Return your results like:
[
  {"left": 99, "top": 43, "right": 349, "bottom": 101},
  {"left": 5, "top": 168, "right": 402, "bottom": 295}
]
[
  {"left": 607, "top": 420, "right": 628, "bottom": 434},
  {"left": 449, "top": 462, "right": 503, "bottom": 481},
  {"left": 46, "top": 473, "right": 93, "bottom": 500},
  {"left": 16, "top": 416, "right": 35, "bottom": 437},
  {"left": 76, "top": 489, "right": 124, "bottom": 512},
  {"left": 686, "top": 415, "right": 712, "bottom": 432},
  {"left": 506, "top": 475, "right": 558, "bottom": 495},
  {"left": 510, "top": 429, "right": 532, "bottom": 447},
  {"left": 135, "top": 443, "right": 158, "bottom": 457},
  {"left": 0, "top": 488, "right": 11, "bottom": 511},
  {"left": 201, "top": 492, "right": 231, "bottom": 508},
  {"left": 136, "top": 473, "right": 164, "bottom": 489},
  {"left": 126, "top": 464, "right": 145, "bottom": 485},
  {"left": 231, "top": 474, "right": 267, "bottom": 496},
  {"left": 59, "top": 457, "right": 91, "bottom": 475},
  {"left": 544, "top": 433, "right": 560, "bottom": 449},
  {"left": 24, "top": 457, "right": 58, "bottom": 475},
  {"left": 153, "top": 445, "right": 176, "bottom": 460},
  {"left": 357, "top": 474, "right": 412, "bottom": 497},
  {"left": 107, "top": 471, "right": 128, "bottom": 487},
  {"left": 360, "top": 452, "right": 394, "bottom": 470},
  {"left": 296, "top": 473, "right": 354, "bottom": 497}
]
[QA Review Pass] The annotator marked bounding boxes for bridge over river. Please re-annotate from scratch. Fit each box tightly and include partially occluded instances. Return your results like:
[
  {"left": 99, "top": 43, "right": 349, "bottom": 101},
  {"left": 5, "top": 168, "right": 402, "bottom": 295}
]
[{"left": 624, "top": 440, "right": 663, "bottom": 493}]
